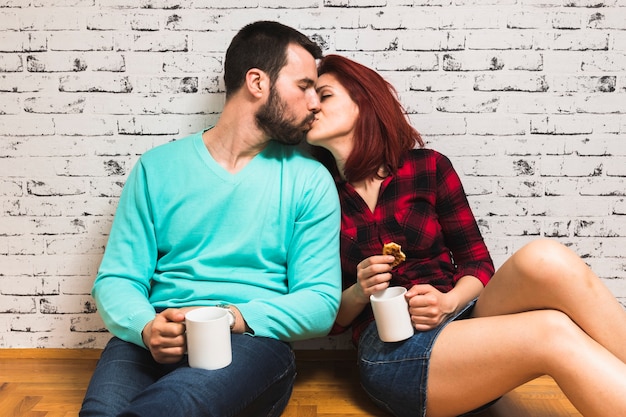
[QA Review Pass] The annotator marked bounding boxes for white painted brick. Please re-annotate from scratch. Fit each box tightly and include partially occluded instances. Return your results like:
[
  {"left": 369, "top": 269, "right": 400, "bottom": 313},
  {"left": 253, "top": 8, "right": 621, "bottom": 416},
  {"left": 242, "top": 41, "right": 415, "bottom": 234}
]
[
  {"left": 24, "top": 95, "right": 86, "bottom": 114},
  {"left": 586, "top": 9, "right": 626, "bottom": 30},
  {"left": 374, "top": 51, "right": 439, "bottom": 71},
  {"left": 474, "top": 73, "right": 548, "bottom": 92},
  {"left": 0, "top": 74, "right": 57, "bottom": 92},
  {"left": 122, "top": 52, "right": 163, "bottom": 73},
  {"left": 544, "top": 198, "right": 613, "bottom": 217},
  {"left": 577, "top": 94, "right": 626, "bottom": 113},
  {"left": 551, "top": 11, "right": 583, "bottom": 30},
  {"left": 552, "top": 31, "right": 609, "bottom": 51},
  {"left": 88, "top": 94, "right": 159, "bottom": 115},
  {"left": 32, "top": 0, "right": 95, "bottom": 5},
  {"left": 0, "top": 296, "right": 37, "bottom": 314},
  {"left": 497, "top": 179, "right": 543, "bottom": 197},
  {"left": 136, "top": 76, "right": 199, "bottom": 93},
  {"left": 0, "top": 116, "right": 55, "bottom": 136},
  {"left": 55, "top": 156, "right": 129, "bottom": 177},
  {"left": 499, "top": 94, "right": 577, "bottom": 114},
  {"left": 402, "top": 30, "right": 465, "bottom": 51},
  {"left": 605, "top": 157, "right": 626, "bottom": 176},
  {"left": 0, "top": 11, "right": 20, "bottom": 31},
  {"left": 0, "top": 0, "right": 30, "bottom": 6},
  {"left": 581, "top": 52, "right": 626, "bottom": 72},
  {"left": 442, "top": 7, "right": 505, "bottom": 29},
  {"left": 10, "top": 315, "right": 65, "bottom": 333},
  {"left": 544, "top": 178, "right": 581, "bottom": 196},
  {"left": 529, "top": 115, "right": 593, "bottom": 135},
  {"left": 18, "top": 8, "right": 83, "bottom": 31},
  {"left": 427, "top": 136, "right": 498, "bottom": 157},
  {"left": 128, "top": 32, "right": 188, "bottom": 52},
  {"left": 542, "top": 52, "right": 583, "bottom": 73},
  {"left": 69, "top": 314, "right": 106, "bottom": 332},
  {"left": 160, "top": 93, "right": 225, "bottom": 114},
  {"left": 507, "top": 10, "right": 551, "bottom": 29},
  {"left": 59, "top": 74, "right": 133, "bottom": 93},
  {"left": 410, "top": 72, "right": 473, "bottom": 91},
  {"left": 162, "top": 53, "right": 221, "bottom": 73},
  {"left": 26, "top": 53, "right": 88, "bottom": 72},
  {"left": 1, "top": 2, "right": 625, "bottom": 349},
  {"left": 466, "top": 30, "right": 534, "bottom": 50},
  {"left": 0, "top": 53, "right": 23, "bottom": 72},
  {"left": 117, "top": 115, "right": 181, "bottom": 135},
  {"left": 578, "top": 178, "right": 626, "bottom": 196},
  {"left": 129, "top": 12, "right": 164, "bottom": 31},
  {"left": 40, "top": 295, "right": 97, "bottom": 314},
  {"left": 575, "top": 218, "right": 626, "bottom": 237},
  {"left": 0, "top": 94, "right": 21, "bottom": 115},
  {"left": 337, "top": 29, "right": 401, "bottom": 52},
  {"left": 0, "top": 179, "right": 23, "bottom": 197},
  {"left": 55, "top": 116, "right": 117, "bottom": 136},
  {"left": 409, "top": 114, "right": 466, "bottom": 135},
  {"left": 46, "top": 235, "right": 108, "bottom": 255},
  {"left": 0, "top": 276, "right": 59, "bottom": 296},
  {"left": 461, "top": 156, "right": 538, "bottom": 177},
  {"left": 613, "top": 31, "right": 626, "bottom": 51},
  {"left": 27, "top": 178, "right": 89, "bottom": 198},
  {"left": 86, "top": 11, "right": 131, "bottom": 30},
  {"left": 466, "top": 115, "right": 528, "bottom": 136},
  {"left": 396, "top": 91, "right": 433, "bottom": 113},
  {"left": 543, "top": 220, "right": 571, "bottom": 237},
  {"left": 324, "top": 0, "right": 386, "bottom": 6},
  {"left": 540, "top": 156, "right": 604, "bottom": 177},
  {"left": 48, "top": 32, "right": 115, "bottom": 51},
  {"left": 613, "top": 199, "right": 626, "bottom": 215}
]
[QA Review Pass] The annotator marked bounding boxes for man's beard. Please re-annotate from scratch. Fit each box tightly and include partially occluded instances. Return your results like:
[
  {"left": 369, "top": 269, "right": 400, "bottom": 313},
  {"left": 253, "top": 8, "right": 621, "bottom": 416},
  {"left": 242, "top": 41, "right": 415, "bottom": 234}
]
[{"left": 255, "top": 86, "right": 315, "bottom": 146}]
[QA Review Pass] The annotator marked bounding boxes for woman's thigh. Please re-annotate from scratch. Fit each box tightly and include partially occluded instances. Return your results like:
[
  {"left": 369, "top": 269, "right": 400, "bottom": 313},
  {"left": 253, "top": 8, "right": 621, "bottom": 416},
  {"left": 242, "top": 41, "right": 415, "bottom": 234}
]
[{"left": 426, "top": 310, "right": 573, "bottom": 417}]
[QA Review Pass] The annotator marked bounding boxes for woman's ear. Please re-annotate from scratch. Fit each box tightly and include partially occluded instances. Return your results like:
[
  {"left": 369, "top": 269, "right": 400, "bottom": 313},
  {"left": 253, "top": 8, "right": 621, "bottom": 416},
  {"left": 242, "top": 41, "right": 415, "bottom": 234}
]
[{"left": 244, "top": 68, "right": 268, "bottom": 99}]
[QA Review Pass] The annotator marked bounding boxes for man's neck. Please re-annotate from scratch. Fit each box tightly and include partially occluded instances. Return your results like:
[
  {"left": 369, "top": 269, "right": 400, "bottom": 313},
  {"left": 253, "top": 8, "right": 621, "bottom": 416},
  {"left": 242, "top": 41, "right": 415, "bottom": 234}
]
[{"left": 203, "top": 107, "right": 269, "bottom": 174}]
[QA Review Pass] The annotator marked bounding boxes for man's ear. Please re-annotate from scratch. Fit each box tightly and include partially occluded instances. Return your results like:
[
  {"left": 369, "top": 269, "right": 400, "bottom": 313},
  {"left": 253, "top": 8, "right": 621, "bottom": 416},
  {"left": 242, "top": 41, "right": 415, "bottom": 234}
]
[{"left": 245, "top": 68, "right": 268, "bottom": 99}]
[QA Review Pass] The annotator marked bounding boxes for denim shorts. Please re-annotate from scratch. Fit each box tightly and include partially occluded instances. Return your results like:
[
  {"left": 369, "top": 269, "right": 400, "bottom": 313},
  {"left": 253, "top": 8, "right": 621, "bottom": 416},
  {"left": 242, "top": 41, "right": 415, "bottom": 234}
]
[{"left": 357, "top": 299, "right": 495, "bottom": 417}]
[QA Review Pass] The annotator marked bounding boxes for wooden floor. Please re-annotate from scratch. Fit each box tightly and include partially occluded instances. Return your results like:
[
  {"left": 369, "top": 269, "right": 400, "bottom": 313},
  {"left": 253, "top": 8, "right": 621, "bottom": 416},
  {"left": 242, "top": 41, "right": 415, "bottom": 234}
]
[{"left": 0, "top": 349, "right": 581, "bottom": 417}]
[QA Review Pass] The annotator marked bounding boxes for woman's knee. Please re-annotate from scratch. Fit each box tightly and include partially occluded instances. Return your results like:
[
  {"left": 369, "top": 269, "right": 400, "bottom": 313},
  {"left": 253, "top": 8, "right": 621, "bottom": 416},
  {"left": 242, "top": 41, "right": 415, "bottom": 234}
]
[
  {"left": 510, "top": 239, "right": 588, "bottom": 287},
  {"left": 529, "top": 310, "right": 586, "bottom": 365}
]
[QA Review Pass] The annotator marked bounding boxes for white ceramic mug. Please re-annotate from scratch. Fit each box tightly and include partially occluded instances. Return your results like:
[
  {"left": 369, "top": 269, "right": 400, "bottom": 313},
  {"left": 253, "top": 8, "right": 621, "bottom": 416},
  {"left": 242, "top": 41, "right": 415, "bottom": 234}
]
[
  {"left": 370, "top": 287, "right": 414, "bottom": 342},
  {"left": 185, "top": 307, "right": 232, "bottom": 370}
]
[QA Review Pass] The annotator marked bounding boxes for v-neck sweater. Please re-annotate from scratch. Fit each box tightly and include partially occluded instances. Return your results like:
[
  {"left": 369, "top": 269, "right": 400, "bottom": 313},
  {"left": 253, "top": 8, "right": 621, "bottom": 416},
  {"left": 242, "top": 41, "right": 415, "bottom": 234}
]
[{"left": 93, "top": 130, "right": 342, "bottom": 348}]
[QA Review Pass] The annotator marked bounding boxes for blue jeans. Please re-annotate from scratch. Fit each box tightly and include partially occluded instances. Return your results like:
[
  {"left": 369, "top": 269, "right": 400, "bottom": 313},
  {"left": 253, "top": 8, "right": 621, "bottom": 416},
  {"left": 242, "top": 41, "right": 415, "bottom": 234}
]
[{"left": 80, "top": 335, "right": 296, "bottom": 417}]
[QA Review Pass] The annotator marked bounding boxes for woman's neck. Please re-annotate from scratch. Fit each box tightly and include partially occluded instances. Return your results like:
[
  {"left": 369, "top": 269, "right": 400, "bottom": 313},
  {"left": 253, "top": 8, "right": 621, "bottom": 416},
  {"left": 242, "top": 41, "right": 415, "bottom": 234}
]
[{"left": 349, "top": 167, "right": 388, "bottom": 213}]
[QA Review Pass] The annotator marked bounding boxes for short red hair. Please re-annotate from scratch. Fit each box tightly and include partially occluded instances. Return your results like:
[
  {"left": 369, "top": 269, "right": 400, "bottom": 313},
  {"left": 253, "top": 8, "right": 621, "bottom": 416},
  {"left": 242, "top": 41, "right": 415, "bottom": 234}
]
[{"left": 314, "top": 54, "right": 423, "bottom": 183}]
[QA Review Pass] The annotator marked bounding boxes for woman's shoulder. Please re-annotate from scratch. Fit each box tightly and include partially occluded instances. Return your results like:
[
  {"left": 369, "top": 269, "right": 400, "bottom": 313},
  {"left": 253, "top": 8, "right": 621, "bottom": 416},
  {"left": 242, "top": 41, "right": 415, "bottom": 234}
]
[{"left": 404, "top": 147, "right": 452, "bottom": 168}]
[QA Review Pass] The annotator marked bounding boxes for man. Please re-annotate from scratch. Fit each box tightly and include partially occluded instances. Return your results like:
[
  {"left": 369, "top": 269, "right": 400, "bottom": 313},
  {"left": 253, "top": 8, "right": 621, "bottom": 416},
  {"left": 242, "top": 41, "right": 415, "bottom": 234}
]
[{"left": 80, "top": 21, "right": 341, "bottom": 417}]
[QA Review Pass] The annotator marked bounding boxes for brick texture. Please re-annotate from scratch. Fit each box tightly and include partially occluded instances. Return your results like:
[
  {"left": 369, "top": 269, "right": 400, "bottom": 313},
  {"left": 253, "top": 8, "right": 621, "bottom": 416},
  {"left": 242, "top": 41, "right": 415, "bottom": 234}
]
[{"left": 0, "top": 2, "right": 625, "bottom": 349}]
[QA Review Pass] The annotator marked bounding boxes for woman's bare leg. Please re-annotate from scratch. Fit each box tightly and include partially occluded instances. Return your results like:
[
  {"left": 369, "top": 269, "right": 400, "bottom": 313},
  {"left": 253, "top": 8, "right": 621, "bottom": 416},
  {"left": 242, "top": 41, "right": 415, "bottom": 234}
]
[
  {"left": 425, "top": 310, "right": 626, "bottom": 417},
  {"left": 473, "top": 239, "right": 626, "bottom": 362}
]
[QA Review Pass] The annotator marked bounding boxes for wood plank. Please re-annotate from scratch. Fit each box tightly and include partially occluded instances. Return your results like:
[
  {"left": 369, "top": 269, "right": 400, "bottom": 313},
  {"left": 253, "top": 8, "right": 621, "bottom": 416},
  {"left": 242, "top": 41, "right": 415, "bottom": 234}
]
[{"left": 0, "top": 349, "right": 582, "bottom": 417}]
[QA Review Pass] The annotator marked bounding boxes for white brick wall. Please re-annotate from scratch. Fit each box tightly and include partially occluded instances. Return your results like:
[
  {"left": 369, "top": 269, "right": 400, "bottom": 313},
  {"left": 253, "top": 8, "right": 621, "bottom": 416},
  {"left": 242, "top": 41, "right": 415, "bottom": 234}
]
[{"left": 0, "top": 1, "right": 625, "bottom": 349}]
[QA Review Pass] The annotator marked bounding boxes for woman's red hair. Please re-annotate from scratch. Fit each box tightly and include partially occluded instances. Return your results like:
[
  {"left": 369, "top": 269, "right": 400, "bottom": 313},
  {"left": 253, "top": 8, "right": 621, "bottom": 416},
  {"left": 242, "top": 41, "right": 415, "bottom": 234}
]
[{"left": 314, "top": 54, "right": 423, "bottom": 183}]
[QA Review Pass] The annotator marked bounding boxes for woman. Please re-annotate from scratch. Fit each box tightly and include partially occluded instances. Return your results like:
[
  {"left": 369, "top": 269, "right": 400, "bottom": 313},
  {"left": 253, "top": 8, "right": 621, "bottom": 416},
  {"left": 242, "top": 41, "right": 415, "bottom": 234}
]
[{"left": 306, "top": 54, "right": 626, "bottom": 417}]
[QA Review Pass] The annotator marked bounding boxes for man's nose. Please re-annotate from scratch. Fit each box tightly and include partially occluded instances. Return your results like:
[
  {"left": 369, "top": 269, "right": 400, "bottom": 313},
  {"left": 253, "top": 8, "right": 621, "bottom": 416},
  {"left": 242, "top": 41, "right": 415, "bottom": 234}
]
[{"left": 307, "top": 90, "right": 321, "bottom": 112}]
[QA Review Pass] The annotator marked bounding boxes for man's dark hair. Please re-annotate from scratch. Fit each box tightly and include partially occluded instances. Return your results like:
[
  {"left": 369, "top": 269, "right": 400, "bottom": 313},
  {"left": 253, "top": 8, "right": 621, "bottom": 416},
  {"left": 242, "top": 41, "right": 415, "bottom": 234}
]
[{"left": 223, "top": 21, "right": 323, "bottom": 98}]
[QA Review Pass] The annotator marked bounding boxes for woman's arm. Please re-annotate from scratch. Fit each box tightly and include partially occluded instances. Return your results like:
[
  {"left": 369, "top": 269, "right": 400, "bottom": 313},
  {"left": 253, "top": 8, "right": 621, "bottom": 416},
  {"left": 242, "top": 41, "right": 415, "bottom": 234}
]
[{"left": 333, "top": 254, "right": 396, "bottom": 328}]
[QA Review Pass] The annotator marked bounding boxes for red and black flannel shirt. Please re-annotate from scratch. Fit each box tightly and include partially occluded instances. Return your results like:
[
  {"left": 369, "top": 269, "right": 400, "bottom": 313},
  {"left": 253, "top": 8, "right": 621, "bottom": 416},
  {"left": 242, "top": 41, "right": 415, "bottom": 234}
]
[{"left": 333, "top": 148, "right": 495, "bottom": 345}]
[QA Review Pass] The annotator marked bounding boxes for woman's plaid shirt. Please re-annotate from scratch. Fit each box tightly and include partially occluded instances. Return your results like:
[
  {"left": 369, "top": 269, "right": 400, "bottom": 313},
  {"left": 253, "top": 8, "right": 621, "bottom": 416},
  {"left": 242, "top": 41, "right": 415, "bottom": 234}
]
[{"left": 333, "top": 148, "right": 495, "bottom": 343}]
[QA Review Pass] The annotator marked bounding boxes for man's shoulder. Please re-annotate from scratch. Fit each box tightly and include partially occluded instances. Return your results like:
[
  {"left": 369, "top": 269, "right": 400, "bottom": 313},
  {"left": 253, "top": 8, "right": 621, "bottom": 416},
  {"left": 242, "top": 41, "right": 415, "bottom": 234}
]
[
  {"left": 141, "top": 132, "right": 200, "bottom": 161},
  {"left": 267, "top": 142, "right": 323, "bottom": 169}
]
